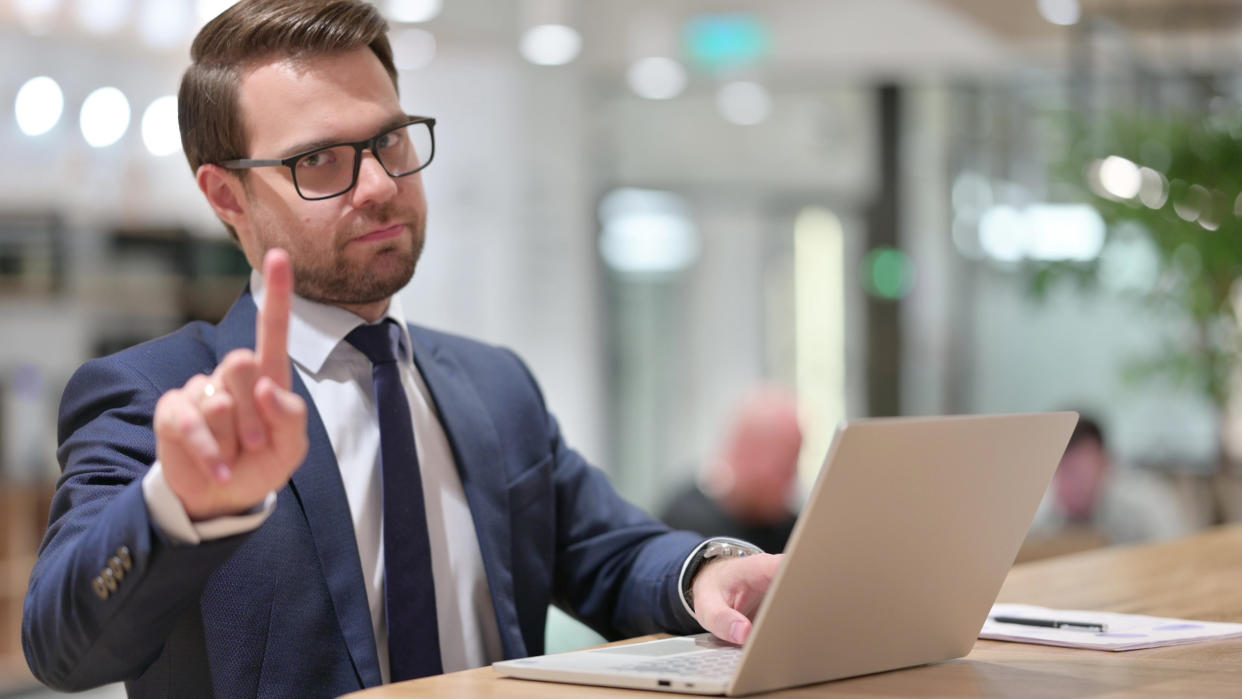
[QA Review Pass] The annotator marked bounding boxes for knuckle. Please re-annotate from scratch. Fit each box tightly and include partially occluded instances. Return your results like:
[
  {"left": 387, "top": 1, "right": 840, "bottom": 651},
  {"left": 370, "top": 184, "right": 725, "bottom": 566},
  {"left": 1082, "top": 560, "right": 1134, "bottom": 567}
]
[
  {"left": 178, "top": 413, "right": 201, "bottom": 436},
  {"left": 221, "top": 349, "right": 258, "bottom": 375},
  {"left": 203, "top": 395, "right": 234, "bottom": 421},
  {"left": 184, "top": 373, "right": 210, "bottom": 391},
  {"left": 289, "top": 396, "right": 308, "bottom": 420}
]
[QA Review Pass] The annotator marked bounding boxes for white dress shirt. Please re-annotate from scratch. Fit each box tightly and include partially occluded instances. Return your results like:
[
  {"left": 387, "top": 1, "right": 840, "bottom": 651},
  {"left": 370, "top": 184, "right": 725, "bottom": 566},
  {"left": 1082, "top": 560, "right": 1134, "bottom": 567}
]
[{"left": 143, "top": 271, "right": 503, "bottom": 683}]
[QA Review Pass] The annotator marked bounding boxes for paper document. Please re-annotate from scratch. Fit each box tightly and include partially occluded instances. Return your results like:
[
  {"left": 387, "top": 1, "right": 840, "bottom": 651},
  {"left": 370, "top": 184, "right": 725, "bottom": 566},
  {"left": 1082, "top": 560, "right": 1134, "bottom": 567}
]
[{"left": 981, "top": 603, "right": 1242, "bottom": 651}]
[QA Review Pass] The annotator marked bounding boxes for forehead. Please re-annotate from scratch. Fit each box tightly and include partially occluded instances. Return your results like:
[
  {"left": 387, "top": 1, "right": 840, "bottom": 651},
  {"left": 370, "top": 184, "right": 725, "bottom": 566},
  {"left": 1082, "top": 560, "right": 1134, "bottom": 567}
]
[{"left": 237, "top": 47, "right": 403, "bottom": 155}]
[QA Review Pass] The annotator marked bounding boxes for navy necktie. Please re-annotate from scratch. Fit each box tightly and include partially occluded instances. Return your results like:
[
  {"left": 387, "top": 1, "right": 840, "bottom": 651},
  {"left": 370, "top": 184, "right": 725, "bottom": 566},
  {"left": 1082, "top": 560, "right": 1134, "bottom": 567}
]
[{"left": 345, "top": 320, "right": 443, "bottom": 681}]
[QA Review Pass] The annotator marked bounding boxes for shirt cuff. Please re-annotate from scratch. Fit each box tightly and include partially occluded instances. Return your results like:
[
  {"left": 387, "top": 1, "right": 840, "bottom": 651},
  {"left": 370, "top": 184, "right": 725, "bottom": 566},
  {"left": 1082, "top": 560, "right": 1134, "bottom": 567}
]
[
  {"left": 676, "top": 537, "right": 764, "bottom": 619},
  {"left": 142, "top": 462, "right": 277, "bottom": 545}
]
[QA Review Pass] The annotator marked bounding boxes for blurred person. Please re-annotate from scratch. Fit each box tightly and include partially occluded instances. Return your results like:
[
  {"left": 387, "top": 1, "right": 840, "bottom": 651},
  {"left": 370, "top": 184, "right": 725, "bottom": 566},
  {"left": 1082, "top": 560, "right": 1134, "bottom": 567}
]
[
  {"left": 1029, "top": 415, "right": 1194, "bottom": 546},
  {"left": 662, "top": 387, "right": 803, "bottom": 553},
  {"left": 21, "top": 2, "right": 780, "bottom": 696}
]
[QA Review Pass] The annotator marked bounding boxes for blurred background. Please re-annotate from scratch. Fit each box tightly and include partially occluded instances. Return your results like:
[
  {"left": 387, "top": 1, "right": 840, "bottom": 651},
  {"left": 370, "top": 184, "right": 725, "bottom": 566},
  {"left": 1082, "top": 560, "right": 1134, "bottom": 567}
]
[{"left": 5, "top": 0, "right": 1242, "bottom": 694}]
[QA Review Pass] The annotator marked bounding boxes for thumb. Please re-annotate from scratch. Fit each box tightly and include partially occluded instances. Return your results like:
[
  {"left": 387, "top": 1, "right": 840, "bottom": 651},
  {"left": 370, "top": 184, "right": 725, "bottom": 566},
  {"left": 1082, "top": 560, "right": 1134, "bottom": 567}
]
[
  {"left": 694, "top": 580, "right": 753, "bottom": 645},
  {"left": 707, "top": 606, "right": 752, "bottom": 645}
]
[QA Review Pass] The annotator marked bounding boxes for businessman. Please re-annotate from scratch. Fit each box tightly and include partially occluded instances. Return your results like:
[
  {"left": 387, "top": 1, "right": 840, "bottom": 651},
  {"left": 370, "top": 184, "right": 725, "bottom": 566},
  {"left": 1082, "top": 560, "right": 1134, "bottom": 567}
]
[{"left": 22, "top": 1, "right": 780, "bottom": 696}]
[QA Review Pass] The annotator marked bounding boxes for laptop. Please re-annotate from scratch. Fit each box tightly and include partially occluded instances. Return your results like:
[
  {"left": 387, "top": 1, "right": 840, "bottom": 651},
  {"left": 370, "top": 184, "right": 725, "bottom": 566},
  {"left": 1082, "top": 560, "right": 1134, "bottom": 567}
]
[{"left": 493, "top": 412, "right": 1077, "bottom": 696}]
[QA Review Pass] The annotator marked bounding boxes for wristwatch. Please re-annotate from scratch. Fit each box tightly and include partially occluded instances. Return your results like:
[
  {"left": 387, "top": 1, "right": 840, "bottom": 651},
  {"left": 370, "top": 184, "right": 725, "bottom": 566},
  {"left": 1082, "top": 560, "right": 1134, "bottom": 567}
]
[{"left": 679, "top": 537, "right": 764, "bottom": 614}]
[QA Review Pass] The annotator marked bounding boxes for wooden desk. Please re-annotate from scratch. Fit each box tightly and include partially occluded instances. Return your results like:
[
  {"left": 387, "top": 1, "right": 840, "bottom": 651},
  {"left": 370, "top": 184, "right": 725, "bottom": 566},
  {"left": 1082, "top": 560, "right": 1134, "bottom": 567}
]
[{"left": 345, "top": 524, "right": 1242, "bottom": 697}]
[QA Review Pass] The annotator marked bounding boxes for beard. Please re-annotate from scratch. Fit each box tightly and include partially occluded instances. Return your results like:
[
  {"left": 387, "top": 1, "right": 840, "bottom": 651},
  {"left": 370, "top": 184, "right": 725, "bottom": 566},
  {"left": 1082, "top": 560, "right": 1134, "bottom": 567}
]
[
  {"left": 283, "top": 203, "right": 425, "bottom": 307},
  {"left": 294, "top": 239, "right": 421, "bottom": 306}
]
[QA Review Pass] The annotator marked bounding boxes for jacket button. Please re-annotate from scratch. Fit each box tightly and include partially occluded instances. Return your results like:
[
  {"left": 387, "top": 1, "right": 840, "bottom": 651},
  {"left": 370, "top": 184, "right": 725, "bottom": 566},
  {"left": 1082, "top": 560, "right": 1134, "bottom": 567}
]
[
  {"left": 102, "top": 568, "right": 118, "bottom": 592},
  {"left": 116, "top": 546, "right": 133, "bottom": 572},
  {"left": 93, "top": 577, "right": 109, "bottom": 600},
  {"left": 108, "top": 557, "right": 126, "bottom": 582}
]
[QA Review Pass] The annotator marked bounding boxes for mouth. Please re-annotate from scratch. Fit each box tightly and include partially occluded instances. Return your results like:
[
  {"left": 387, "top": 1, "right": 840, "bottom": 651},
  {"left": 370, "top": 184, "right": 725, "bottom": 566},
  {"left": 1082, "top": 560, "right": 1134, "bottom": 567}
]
[{"left": 352, "top": 223, "right": 405, "bottom": 245}]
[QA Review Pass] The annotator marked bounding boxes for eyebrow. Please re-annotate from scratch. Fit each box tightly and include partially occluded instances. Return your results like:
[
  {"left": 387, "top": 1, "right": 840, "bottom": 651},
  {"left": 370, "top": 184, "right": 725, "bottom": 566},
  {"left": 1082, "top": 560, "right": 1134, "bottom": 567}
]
[{"left": 277, "top": 114, "right": 414, "bottom": 159}]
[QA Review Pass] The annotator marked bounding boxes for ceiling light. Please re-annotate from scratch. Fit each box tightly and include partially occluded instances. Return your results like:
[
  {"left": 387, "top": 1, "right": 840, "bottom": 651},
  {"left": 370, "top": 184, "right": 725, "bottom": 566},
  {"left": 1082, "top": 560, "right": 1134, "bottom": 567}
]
[
  {"left": 716, "top": 81, "right": 770, "bottom": 126},
  {"left": 978, "top": 204, "right": 1105, "bottom": 262},
  {"left": 80, "top": 87, "right": 131, "bottom": 148},
  {"left": 627, "top": 57, "right": 688, "bottom": 100},
  {"left": 1094, "top": 156, "right": 1142, "bottom": 200},
  {"left": 520, "top": 24, "right": 582, "bottom": 66},
  {"left": 141, "top": 96, "right": 180, "bottom": 156},
  {"left": 15, "top": 76, "right": 64, "bottom": 137},
  {"left": 599, "top": 188, "right": 698, "bottom": 276},
  {"left": 1037, "top": 0, "right": 1081, "bottom": 26}
]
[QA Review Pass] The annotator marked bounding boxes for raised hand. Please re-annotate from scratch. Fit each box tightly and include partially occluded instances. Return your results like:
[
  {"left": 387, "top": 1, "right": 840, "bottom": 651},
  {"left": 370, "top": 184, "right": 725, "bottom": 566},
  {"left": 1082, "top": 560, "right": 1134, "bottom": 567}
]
[
  {"left": 154, "top": 248, "right": 308, "bottom": 521},
  {"left": 690, "top": 553, "right": 784, "bottom": 645}
]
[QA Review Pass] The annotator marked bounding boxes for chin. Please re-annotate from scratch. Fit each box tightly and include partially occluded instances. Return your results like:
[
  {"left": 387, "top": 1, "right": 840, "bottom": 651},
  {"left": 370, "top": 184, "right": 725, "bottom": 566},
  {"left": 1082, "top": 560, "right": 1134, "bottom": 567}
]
[{"left": 354, "top": 256, "right": 417, "bottom": 300}]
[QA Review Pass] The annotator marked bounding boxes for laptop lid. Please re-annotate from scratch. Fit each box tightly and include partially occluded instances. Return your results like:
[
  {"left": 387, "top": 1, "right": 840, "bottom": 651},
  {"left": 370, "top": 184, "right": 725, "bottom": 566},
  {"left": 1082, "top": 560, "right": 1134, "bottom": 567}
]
[{"left": 728, "top": 411, "right": 1076, "bottom": 695}]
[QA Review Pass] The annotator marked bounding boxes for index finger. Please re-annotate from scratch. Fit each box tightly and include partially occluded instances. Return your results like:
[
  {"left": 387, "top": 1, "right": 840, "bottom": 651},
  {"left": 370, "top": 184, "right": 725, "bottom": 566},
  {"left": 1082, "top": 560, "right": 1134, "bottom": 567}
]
[{"left": 257, "top": 247, "right": 293, "bottom": 390}]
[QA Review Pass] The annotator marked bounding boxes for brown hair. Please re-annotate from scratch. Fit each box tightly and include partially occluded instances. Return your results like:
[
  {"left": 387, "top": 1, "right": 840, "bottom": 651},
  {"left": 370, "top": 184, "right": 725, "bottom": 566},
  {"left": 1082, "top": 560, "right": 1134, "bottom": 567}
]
[{"left": 178, "top": 0, "right": 398, "bottom": 239}]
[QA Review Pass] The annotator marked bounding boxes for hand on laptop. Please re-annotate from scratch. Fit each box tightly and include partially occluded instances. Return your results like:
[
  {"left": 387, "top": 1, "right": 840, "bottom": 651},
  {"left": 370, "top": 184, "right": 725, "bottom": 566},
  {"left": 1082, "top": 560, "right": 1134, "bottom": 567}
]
[{"left": 691, "top": 553, "right": 783, "bottom": 645}]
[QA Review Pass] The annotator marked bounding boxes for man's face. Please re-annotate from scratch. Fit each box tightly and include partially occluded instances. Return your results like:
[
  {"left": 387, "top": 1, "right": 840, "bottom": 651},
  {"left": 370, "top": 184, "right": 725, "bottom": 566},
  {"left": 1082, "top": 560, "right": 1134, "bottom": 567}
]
[
  {"left": 230, "top": 47, "right": 425, "bottom": 308},
  {"left": 1053, "top": 438, "right": 1108, "bottom": 521}
]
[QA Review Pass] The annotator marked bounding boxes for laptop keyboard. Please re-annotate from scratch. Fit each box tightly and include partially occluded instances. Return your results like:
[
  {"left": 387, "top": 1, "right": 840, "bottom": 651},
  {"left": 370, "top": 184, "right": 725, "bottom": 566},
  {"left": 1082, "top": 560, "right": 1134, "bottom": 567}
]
[{"left": 614, "top": 648, "right": 743, "bottom": 677}]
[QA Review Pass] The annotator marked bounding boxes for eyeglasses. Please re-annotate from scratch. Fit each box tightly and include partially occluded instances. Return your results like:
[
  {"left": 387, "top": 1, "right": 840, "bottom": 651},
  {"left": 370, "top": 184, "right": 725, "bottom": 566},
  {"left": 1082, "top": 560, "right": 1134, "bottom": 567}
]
[{"left": 219, "top": 116, "right": 436, "bottom": 201}]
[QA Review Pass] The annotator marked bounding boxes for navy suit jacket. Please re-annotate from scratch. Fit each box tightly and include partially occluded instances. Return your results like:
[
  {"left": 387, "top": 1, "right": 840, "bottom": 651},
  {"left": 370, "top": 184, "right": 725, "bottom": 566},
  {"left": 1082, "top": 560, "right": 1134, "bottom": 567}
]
[{"left": 23, "top": 291, "right": 704, "bottom": 697}]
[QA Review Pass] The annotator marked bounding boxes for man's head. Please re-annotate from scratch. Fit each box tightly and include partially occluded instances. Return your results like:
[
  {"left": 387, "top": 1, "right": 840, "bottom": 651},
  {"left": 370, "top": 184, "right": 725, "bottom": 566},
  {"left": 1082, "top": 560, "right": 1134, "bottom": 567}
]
[
  {"left": 181, "top": 0, "right": 427, "bottom": 318},
  {"left": 1052, "top": 417, "right": 1109, "bottom": 521},
  {"left": 703, "top": 386, "right": 804, "bottom": 525}
]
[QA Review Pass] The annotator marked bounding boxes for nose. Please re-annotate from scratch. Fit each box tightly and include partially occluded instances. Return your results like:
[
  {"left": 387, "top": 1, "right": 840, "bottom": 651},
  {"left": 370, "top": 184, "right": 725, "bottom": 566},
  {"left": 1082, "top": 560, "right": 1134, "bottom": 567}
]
[{"left": 349, "top": 150, "right": 397, "bottom": 208}]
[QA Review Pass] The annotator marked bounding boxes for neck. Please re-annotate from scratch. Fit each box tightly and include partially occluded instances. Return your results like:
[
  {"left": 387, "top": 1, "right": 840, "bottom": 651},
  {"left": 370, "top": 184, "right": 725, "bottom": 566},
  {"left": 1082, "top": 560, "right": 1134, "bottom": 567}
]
[{"left": 339, "top": 298, "right": 392, "bottom": 323}]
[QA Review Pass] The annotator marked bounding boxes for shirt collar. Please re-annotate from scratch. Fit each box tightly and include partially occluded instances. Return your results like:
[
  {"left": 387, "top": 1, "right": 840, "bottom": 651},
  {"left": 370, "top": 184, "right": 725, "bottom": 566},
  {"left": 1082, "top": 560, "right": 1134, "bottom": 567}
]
[{"left": 249, "top": 268, "right": 413, "bottom": 375}]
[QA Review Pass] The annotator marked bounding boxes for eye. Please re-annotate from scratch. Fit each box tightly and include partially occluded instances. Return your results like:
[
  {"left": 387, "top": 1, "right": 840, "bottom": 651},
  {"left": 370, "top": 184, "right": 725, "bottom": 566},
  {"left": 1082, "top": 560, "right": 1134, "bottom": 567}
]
[
  {"left": 376, "top": 129, "right": 406, "bottom": 150},
  {"left": 298, "top": 149, "right": 336, "bottom": 169}
]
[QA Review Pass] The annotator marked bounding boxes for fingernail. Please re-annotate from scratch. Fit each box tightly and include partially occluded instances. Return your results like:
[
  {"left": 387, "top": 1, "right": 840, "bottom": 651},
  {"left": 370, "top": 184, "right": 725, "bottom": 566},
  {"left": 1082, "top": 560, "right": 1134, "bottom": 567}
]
[
  {"left": 214, "top": 463, "right": 232, "bottom": 483},
  {"left": 729, "top": 621, "right": 745, "bottom": 644},
  {"left": 246, "top": 429, "right": 267, "bottom": 447}
]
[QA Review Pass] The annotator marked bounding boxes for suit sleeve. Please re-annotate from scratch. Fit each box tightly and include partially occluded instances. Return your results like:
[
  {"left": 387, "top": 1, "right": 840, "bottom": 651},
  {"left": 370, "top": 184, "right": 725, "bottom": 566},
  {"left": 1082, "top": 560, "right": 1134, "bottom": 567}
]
[
  {"left": 22, "top": 356, "right": 252, "bottom": 691},
  {"left": 500, "top": 350, "right": 705, "bottom": 640}
]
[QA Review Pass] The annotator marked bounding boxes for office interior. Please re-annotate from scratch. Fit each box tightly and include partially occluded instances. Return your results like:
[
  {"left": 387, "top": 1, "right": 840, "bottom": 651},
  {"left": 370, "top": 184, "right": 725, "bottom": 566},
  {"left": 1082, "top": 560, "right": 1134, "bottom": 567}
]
[{"left": 3, "top": 0, "right": 1242, "bottom": 694}]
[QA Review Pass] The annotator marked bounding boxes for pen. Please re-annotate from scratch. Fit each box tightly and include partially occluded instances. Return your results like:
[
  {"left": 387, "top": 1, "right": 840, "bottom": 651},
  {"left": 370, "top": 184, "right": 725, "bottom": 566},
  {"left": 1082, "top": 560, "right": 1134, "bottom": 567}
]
[{"left": 990, "top": 616, "right": 1107, "bottom": 632}]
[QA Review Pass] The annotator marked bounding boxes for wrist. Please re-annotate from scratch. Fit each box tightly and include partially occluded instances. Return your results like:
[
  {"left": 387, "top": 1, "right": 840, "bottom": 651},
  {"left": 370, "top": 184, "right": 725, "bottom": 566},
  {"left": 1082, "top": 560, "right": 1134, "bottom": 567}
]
[
  {"left": 184, "top": 498, "right": 259, "bottom": 522},
  {"left": 144, "top": 464, "right": 276, "bottom": 546},
  {"left": 679, "top": 537, "right": 764, "bottom": 615}
]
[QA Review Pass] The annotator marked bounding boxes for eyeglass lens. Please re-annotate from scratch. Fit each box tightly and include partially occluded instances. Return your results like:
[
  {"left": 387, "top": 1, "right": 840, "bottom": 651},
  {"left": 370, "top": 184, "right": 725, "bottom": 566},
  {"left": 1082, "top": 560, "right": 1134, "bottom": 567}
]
[{"left": 294, "top": 122, "right": 432, "bottom": 199}]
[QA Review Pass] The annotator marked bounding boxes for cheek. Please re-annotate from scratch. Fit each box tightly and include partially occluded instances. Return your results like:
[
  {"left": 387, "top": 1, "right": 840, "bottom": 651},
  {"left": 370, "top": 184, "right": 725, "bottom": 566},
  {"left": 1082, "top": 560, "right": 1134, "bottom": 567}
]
[
  {"left": 398, "top": 176, "right": 428, "bottom": 207},
  {"left": 271, "top": 204, "right": 332, "bottom": 242}
]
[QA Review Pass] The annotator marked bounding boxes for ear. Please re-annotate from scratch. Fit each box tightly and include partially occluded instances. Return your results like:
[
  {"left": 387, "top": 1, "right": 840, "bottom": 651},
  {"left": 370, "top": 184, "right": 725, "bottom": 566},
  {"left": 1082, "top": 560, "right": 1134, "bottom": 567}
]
[{"left": 196, "top": 163, "right": 248, "bottom": 229}]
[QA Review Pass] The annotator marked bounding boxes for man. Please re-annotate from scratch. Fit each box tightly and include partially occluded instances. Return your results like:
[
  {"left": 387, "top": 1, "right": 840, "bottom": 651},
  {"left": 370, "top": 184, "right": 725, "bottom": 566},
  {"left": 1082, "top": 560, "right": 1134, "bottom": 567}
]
[
  {"left": 21, "top": 1, "right": 780, "bottom": 696},
  {"left": 662, "top": 386, "right": 803, "bottom": 553},
  {"left": 1028, "top": 416, "right": 1193, "bottom": 547}
]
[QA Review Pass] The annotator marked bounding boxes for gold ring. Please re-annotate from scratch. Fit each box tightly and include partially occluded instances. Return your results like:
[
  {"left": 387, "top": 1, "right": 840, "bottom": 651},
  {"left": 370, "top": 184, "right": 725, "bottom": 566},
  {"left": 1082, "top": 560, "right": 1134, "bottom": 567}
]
[{"left": 203, "top": 383, "right": 216, "bottom": 399}]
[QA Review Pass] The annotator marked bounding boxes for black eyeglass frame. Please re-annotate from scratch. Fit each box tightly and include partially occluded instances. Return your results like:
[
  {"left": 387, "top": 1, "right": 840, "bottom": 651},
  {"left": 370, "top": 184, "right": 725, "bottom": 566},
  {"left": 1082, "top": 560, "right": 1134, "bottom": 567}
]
[{"left": 218, "top": 115, "right": 437, "bottom": 201}]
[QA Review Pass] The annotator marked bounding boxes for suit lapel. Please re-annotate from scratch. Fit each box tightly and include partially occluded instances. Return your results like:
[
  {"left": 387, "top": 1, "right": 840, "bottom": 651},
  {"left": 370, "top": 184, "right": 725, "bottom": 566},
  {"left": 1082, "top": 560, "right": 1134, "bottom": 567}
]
[
  {"left": 216, "top": 291, "right": 383, "bottom": 687},
  {"left": 408, "top": 328, "right": 525, "bottom": 659}
]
